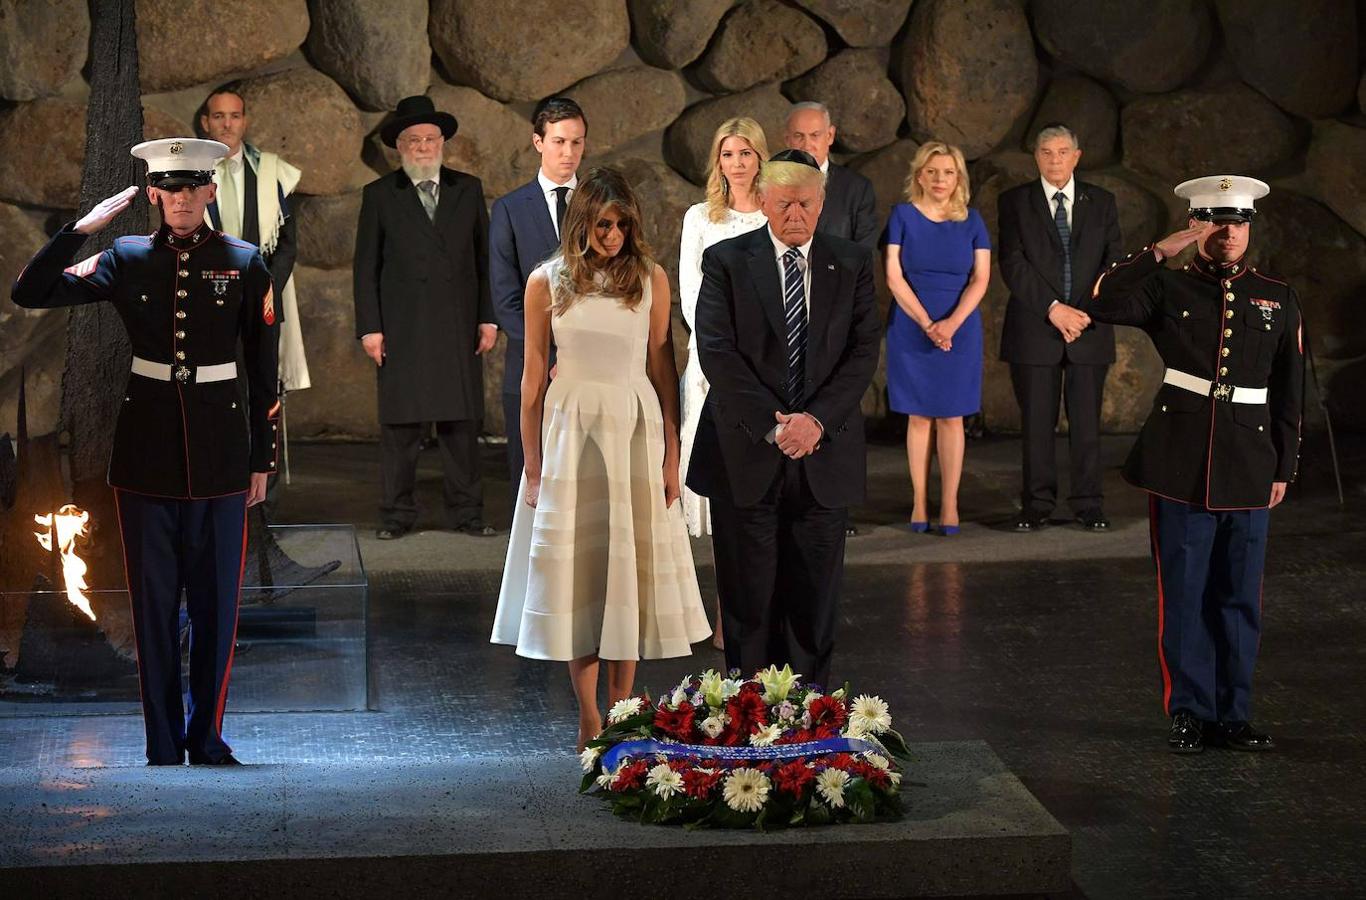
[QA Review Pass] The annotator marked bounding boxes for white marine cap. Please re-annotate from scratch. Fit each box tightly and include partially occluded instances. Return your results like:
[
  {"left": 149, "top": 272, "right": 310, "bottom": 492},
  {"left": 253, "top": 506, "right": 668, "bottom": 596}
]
[
  {"left": 1173, "top": 175, "right": 1270, "bottom": 223},
  {"left": 130, "top": 138, "right": 230, "bottom": 188}
]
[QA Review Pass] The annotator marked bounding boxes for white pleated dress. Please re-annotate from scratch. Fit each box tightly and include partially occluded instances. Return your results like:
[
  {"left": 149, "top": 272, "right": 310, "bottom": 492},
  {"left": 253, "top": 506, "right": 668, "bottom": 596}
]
[{"left": 491, "top": 261, "right": 712, "bottom": 661}]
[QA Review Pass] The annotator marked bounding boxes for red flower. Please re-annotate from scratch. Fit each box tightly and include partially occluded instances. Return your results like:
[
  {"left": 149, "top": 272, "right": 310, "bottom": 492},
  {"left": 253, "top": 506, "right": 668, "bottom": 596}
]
[
  {"left": 682, "top": 767, "right": 724, "bottom": 799},
  {"left": 612, "top": 760, "right": 648, "bottom": 792},
  {"left": 773, "top": 760, "right": 817, "bottom": 796},
  {"left": 808, "top": 695, "right": 847, "bottom": 728},
  {"left": 653, "top": 701, "right": 696, "bottom": 740}
]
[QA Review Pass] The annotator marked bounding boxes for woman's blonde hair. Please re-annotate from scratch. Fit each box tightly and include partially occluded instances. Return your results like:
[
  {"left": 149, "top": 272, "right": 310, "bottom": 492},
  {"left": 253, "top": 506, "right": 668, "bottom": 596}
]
[
  {"left": 705, "top": 117, "right": 768, "bottom": 223},
  {"left": 551, "top": 167, "right": 654, "bottom": 315},
  {"left": 903, "top": 141, "right": 971, "bottom": 222}
]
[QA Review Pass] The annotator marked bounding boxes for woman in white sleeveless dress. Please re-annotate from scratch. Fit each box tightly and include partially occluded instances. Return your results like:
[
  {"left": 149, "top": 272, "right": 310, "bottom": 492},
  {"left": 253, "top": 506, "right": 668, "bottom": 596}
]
[
  {"left": 492, "top": 167, "right": 711, "bottom": 751},
  {"left": 678, "top": 117, "right": 769, "bottom": 650}
]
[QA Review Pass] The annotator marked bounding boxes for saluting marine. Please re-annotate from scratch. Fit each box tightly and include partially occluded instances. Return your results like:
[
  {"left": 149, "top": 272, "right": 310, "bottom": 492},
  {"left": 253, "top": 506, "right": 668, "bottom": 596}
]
[
  {"left": 1087, "top": 175, "right": 1303, "bottom": 755},
  {"left": 11, "top": 138, "right": 279, "bottom": 766}
]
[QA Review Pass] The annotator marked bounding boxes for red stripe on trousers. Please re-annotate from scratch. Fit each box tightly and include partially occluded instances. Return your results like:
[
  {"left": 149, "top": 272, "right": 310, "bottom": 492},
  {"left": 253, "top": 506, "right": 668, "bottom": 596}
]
[
  {"left": 1148, "top": 494, "right": 1174, "bottom": 715},
  {"left": 213, "top": 505, "right": 249, "bottom": 734}
]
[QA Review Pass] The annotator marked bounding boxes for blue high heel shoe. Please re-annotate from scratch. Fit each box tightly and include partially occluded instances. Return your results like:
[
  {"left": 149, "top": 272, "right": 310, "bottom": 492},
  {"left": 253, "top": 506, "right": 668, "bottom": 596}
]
[
  {"left": 909, "top": 521, "right": 930, "bottom": 533},
  {"left": 939, "top": 524, "right": 961, "bottom": 536}
]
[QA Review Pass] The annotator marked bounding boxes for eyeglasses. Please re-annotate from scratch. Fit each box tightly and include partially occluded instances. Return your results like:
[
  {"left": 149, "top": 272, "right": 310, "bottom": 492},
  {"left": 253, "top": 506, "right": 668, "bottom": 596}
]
[{"left": 399, "top": 135, "right": 444, "bottom": 148}]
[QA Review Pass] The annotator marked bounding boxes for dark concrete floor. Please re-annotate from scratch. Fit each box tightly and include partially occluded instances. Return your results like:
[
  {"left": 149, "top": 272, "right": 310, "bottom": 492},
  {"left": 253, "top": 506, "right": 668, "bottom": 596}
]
[{"left": 2, "top": 426, "right": 1363, "bottom": 898}]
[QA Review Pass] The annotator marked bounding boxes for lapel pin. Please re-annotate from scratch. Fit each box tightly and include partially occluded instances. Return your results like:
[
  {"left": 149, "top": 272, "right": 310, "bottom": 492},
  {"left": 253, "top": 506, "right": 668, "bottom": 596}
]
[{"left": 827, "top": 264, "right": 835, "bottom": 270}]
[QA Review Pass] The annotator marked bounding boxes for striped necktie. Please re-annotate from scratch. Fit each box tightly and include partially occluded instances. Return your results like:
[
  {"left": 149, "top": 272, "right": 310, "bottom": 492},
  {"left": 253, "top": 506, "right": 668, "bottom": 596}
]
[
  {"left": 1053, "top": 190, "right": 1071, "bottom": 300},
  {"left": 782, "top": 246, "right": 807, "bottom": 405},
  {"left": 418, "top": 180, "right": 438, "bottom": 222}
]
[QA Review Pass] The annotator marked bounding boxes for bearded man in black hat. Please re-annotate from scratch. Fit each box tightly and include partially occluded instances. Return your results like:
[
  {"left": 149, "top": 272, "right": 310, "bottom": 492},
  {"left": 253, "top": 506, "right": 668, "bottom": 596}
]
[{"left": 354, "top": 95, "right": 499, "bottom": 539}]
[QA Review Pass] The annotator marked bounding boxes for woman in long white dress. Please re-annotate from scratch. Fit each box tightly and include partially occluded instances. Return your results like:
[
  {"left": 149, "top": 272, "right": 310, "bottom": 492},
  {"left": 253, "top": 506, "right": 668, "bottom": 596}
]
[
  {"left": 678, "top": 117, "right": 770, "bottom": 650},
  {"left": 492, "top": 167, "right": 711, "bottom": 751}
]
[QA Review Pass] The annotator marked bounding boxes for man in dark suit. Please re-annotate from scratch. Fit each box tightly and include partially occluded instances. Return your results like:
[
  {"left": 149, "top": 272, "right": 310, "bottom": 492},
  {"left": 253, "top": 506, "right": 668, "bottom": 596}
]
[
  {"left": 489, "top": 97, "right": 586, "bottom": 488},
  {"left": 354, "top": 95, "right": 498, "bottom": 540},
  {"left": 998, "top": 123, "right": 1123, "bottom": 531},
  {"left": 687, "top": 149, "right": 881, "bottom": 689},
  {"left": 784, "top": 102, "right": 879, "bottom": 250}
]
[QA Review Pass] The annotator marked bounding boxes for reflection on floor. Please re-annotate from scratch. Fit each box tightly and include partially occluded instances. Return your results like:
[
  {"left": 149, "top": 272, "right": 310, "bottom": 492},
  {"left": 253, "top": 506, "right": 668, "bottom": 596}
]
[{"left": 1, "top": 432, "right": 1362, "bottom": 898}]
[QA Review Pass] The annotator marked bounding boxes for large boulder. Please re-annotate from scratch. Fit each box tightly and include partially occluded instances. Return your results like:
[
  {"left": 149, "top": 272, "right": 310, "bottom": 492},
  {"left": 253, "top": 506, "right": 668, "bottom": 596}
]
[
  {"left": 850, "top": 138, "right": 922, "bottom": 215},
  {"left": 0, "top": 203, "right": 55, "bottom": 375},
  {"left": 664, "top": 85, "right": 795, "bottom": 186},
  {"left": 1255, "top": 190, "right": 1366, "bottom": 361},
  {"left": 0, "top": 0, "right": 88, "bottom": 101},
  {"left": 897, "top": 0, "right": 1038, "bottom": 159},
  {"left": 304, "top": 0, "right": 429, "bottom": 112},
  {"left": 0, "top": 100, "right": 187, "bottom": 208},
  {"left": 627, "top": 0, "right": 730, "bottom": 68},
  {"left": 785, "top": 50, "right": 905, "bottom": 154},
  {"left": 135, "top": 0, "right": 309, "bottom": 93},
  {"left": 292, "top": 190, "right": 363, "bottom": 270},
  {"left": 1304, "top": 122, "right": 1366, "bottom": 240},
  {"left": 692, "top": 0, "right": 826, "bottom": 94},
  {"left": 1120, "top": 85, "right": 1301, "bottom": 185},
  {"left": 1325, "top": 357, "right": 1366, "bottom": 432},
  {"left": 236, "top": 68, "right": 366, "bottom": 196},
  {"left": 793, "top": 0, "right": 914, "bottom": 48},
  {"left": 1360, "top": 72, "right": 1365, "bottom": 114},
  {"left": 429, "top": 0, "right": 629, "bottom": 102},
  {"left": 1215, "top": 0, "right": 1358, "bottom": 118},
  {"left": 1084, "top": 172, "right": 1167, "bottom": 251},
  {"left": 1032, "top": 0, "right": 1213, "bottom": 94},
  {"left": 0, "top": 324, "right": 63, "bottom": 439},
  {"left": 1023, "top": 75, "right": 1118, "bottom": 168},
  {"left": 286, "top": 266, "right": 377, "bottom": 439},
  {"left": 429, "top": 83, "right": 540, "bottom": 200},
  {"left": 569, "top": 67, "right": 687, "bottom": 157}
]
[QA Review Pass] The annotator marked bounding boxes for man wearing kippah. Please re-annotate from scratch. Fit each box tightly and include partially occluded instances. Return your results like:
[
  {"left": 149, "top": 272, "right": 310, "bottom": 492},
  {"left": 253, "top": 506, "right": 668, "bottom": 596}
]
[
  {"left": 1087, "top": 175, "right": 1303, "bottom": 754},
  {"left": 12, "top": 138, "right": 280, "bottom": 766}
]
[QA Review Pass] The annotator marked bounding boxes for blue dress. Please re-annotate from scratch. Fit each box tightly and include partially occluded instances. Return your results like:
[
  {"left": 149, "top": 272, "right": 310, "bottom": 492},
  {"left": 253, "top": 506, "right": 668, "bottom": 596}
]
[{"left": 884, "top": 203, "right": 991, "bottom": 417}]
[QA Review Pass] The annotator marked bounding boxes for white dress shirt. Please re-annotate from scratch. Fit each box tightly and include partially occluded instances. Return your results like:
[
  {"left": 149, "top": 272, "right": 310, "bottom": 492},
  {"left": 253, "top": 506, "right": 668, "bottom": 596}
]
[
  {"left": 1041, "top": 174, "right": 1075, "bottom": 229},
  {"left": 538, "top": 170, "right": 577, "bottom": 239}
]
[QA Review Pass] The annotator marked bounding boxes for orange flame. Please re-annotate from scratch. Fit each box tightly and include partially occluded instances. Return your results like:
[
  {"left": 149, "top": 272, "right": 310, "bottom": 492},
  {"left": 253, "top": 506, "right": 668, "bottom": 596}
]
[{"left": 33, "top": 504, "right": 95, "bottom": 622}]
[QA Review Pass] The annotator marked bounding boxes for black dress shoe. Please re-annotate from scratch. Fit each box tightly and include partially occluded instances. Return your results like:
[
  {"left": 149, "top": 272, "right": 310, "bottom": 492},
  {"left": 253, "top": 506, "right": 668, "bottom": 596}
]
[
  {"left": 1015, "top": 512, "right": 1049, "bottom": 532},
  {"left": 376, "top": 524, "right": 411, "bottom": 541},
  {"left": 1207, "top": 721, "right": 1275, "bottom": 751},
  {"left": 147, "top": 755, "right": 185, "bottom": 766},
  {"left": 1076, "top": 508, "right": 1111, "bottom": 531},
  {"left": 1167, "top": 711, "right": 1204, "bottom": 754},
  {"left": 453, "top": 519, "right": 498, "bottom": 537},
  {"left": 188, "top": 753, "right": 242, "bottom": 766}
]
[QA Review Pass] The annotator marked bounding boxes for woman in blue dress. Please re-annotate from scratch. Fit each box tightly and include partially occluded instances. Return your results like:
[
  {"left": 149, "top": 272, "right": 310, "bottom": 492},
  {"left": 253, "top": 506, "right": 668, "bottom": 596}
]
[{"left": 884, "top": 141, "right": 991, "bottom": 534}]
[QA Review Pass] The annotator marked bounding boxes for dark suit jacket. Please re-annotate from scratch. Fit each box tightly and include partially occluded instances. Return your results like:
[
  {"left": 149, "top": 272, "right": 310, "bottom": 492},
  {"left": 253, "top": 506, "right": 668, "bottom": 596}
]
[
  {"left": 818, "top": 163, "right": 879, "bottom": 250},
  {"left": 997, "top": 179, "right": 1123, "bottom": 365},
  {"left": 686, "top": 226, "right": 881, "bottom": 509},
  {"left": 489, "top": 178, "right": 560, "bottom": 395},
  {"left": 206, "top": 146, "right": 297, "bottom": 310},
  {"left": 353, "top": 166, "right": 492, "bottom": 424}
]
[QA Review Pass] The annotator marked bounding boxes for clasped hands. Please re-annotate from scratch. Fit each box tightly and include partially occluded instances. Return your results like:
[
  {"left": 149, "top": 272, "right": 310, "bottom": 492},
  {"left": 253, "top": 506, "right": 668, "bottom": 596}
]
[
  {"left": 923, "top": 318, "right": 957, "bottom": 351},
  {"left": 774, "top": 411, "right": 821, "bottom": 459},
  {"left": 1048, "top": 303, "right": 1091, "bottom": 343}
]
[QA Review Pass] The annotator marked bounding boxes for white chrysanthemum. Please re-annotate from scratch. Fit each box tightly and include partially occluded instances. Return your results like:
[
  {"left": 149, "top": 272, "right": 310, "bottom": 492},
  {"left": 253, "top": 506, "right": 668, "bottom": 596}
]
[
  {"left": 700, "top": 715, "right": 726, "bottom": 739},
  {"left": 802, "top": 691, "right": 823, "bottom": 709},
  {"left": 849, "top": 695, "right": 892, "bottom": 734},
  {"left": 816, "top": 767, "right": 850, "bottom": 808},
  {"left": 647, "top": 763, "right": 684, "bottom": 799},
  {"left": 607, "top": 696, "right": 643, "bottom": 723},
  {"left": 579, "top": 745, "right": 601, "bottom": 772},
  {"left": 722, "top": 767, "right": 771, "bottom": 813},
  {"left": 843, "top": 718, "right": 868, "bottom": 739},
  {"left": 864, "top": 751, "right": 890, "bottom": 771},
  {"left": 749, "top": 723, "right": 781, "bottom": 747}
]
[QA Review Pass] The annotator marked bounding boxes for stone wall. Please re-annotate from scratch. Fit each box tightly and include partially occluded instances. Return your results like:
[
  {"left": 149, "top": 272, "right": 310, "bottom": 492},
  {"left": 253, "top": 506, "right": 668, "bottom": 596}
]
[{"left": 1, "top": 0, "right": 1363, "bottom": 441}]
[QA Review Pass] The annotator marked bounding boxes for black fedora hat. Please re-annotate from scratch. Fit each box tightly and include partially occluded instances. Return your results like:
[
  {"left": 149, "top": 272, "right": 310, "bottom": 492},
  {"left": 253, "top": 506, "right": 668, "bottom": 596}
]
[{"left": 380, "top": 95, "right": 459, "bottom": 148}]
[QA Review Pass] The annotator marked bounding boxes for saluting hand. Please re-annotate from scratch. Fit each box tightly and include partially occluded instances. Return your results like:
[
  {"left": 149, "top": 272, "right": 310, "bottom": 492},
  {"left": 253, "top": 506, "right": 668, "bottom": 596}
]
[
  {"left": 1154, "top": 221, "right": 1214, "bottom": 262},
  {"left": 75, "top": 186, "right": 139, "bottom": 235}
]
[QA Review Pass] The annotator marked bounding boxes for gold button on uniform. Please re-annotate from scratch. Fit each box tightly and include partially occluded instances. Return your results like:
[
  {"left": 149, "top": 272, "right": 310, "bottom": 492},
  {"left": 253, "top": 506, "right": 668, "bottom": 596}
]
[
  {"left": 1220, "top": 366, "right": 1228, "bottom": 375},
  {"left": 176, "top": 289, "right": 187, "bottom": 298},
  {"left": 1222, "top": 280, "right": 1232, "bottom": 289},
  {"left": 1221, "top": 347, "right": 1230, "bottom": 357},
  {"left": 179, "top": 269, "right": 189, "bottom": 277},
  {"left": 1181, "top": 310, "right": 1190, "bottom": 318},
  {"left": 180, "top": 252, "right": 189, "bottom": 262},
  {"left": 1161, "top": 404, "right": 1168, "bottom": 412},
  {"left": 215, "top": 299, "right": 225, "bottom": 306},
  {"left": 175, "top": 350, "right": 186, "bottom": 360},
  {"left": 1264, "top": 323, "right": 1272, "bottom": 331},
  {"left": 175, "top": 310, "right": 186, "bottom": 319},
  {"left": 1225, "top": 309, "right": 1235, "bottom": 319},
  {"left": 1224, "top": 328, "right": 1233, "bottom": 337},
  {"left": 175, "top": 330, "right": 186, "bottom": 340},
  {"left": 1257, "top": 425, "right": 1264, "bottom": 432},
  {"left": 1224, "top": 292, "right": 1235, "bottom": 301}
]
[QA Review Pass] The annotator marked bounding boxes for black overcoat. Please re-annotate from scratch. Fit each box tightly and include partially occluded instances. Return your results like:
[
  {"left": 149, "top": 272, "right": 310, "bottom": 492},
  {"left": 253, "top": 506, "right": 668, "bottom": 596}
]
[{"left": 353, "top": 166, "right": 493, "bottom": 424}]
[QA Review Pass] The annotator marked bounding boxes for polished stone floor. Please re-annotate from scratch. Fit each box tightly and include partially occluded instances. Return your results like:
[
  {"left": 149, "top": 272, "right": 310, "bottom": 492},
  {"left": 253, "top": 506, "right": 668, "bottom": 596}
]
[{"left": 1, "top": 430, "right": 1363, "bottom": 898}]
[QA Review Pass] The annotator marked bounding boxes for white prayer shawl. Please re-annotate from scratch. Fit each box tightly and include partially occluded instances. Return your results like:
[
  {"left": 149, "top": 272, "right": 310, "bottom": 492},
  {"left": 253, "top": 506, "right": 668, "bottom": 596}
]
[{"left": 207, "top": 145, "right": 310, "bottom": 391}]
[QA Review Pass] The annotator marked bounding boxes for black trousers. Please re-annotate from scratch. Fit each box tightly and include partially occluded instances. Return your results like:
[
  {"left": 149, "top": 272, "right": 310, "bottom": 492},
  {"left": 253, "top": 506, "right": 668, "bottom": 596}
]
[
  {"left": 114, "top": 489, "right": 247, "bottom": 765},
  {"left": 1010, "top": 362, "right": 1108, "bottom": 516},
  {"left": 502, "top": 391, "right": 523, "bottom": 495},
  {"left": 708, "top": 457, "right": 848, "bottom": 690},
  {"left": 379, "top": 420, "right": 482, "bottom": 529}
]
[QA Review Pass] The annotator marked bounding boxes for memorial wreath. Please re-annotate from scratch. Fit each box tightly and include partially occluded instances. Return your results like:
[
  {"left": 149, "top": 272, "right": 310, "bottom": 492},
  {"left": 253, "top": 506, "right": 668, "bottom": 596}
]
[{"left": 579, "top": 665, "right": 912, "bottom": 828}]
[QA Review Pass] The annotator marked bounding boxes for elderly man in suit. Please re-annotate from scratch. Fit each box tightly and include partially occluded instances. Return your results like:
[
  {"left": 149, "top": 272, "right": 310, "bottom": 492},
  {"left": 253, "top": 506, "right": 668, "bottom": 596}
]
[
  {"left": 354, "top": 95, "right": 498, "bottom": 540},
  {"left": 489, "top": 97, "right": 587, "bottom": 489},
  {"left": 687, "top": 149, "right": 881, "bottom": 689},
  {"left": 998, "top": 123, "right": 1123, "bottom": 532}
]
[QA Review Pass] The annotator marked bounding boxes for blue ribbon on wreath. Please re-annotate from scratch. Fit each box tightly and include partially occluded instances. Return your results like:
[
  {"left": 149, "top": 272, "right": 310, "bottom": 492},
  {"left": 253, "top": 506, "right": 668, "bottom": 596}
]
[{"left": 600, "top": 737, "right": 882, "bottom": 773}]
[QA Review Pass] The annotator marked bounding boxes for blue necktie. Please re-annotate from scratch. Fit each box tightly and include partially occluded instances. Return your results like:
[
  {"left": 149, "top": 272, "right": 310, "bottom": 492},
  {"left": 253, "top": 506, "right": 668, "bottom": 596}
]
[
  {"left": 782, "top": 247, "right": 807, "bottom": 405},
  {"left": 1054, "top": 190, "right": 1072, "bottom": 300}
]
